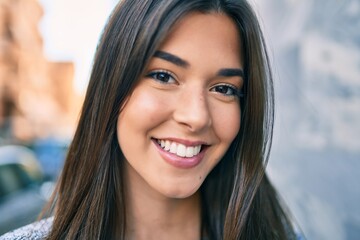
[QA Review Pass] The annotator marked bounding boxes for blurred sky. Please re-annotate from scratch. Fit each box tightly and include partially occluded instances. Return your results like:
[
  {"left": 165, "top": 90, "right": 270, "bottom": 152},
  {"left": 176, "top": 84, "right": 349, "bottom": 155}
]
[{"left": 38, "top": 0, "right": 117, "bottom": 94}]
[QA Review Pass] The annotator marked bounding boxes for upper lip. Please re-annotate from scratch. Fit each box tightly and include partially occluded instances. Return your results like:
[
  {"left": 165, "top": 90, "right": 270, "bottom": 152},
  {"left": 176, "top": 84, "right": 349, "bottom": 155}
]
[{"left": 152, "top": 137, "right": 209, "bottom": 147}]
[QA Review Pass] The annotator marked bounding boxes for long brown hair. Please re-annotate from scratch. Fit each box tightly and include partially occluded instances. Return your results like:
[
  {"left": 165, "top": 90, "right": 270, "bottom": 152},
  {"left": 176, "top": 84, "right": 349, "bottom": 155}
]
[{"left": 45, "top": 0, "right": 297, "bottom": 239}]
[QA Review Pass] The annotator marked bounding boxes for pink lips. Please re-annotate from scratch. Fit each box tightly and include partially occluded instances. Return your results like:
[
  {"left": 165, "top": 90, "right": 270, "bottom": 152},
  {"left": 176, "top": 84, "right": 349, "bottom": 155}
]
[{"left": 152, "top": 139, "right": 207, "bottom": 169}]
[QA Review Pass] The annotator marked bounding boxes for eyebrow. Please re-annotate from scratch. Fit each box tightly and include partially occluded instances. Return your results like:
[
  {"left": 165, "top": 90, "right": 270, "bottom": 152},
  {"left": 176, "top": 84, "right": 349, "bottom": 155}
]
[
  {"left": 217, "top": 68, "right": 244, "bottom": 78},
  {"left": 154, "top": 51, "right": 189, "bottom": 68},
  {"left": 153, "top": 50, "right": 244, "bottom": 78}
]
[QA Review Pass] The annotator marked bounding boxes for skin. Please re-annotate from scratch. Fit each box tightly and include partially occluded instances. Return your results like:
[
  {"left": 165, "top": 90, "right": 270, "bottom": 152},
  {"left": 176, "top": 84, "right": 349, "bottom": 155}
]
[{"left": 117, "top": 12, "right": 244, "bottom": 240}]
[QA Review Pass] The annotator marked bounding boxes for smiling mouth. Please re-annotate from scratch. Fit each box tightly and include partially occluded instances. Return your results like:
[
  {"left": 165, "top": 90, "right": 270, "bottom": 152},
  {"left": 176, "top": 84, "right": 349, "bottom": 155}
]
[{"left": 154, "top": 139, "right": 206, "bottom": 158}]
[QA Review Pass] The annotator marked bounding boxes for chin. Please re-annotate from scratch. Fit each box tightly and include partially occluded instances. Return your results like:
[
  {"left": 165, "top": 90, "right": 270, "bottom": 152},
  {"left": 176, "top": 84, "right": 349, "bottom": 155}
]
[{"left": 158, "top": 183, "right": 202, "bottom": 199}]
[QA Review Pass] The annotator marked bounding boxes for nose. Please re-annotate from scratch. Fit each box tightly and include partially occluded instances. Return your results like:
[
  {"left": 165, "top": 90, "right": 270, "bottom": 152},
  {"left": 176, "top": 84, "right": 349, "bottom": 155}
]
[{"left": 172, "top": 86, "right": 212, "bottom": 132}]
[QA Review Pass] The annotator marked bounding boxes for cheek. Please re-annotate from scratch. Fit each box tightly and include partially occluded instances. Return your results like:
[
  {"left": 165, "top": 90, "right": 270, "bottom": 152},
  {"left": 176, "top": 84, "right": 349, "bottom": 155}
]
[
  {"left": 117, "top": 88, "right": 166, "bottom": 162},
  {"left": 212, "top": 103, "right": 241, "bottom": 143},
  {"left": 120, "top": 89, "right": 167, "bottom": 127}
]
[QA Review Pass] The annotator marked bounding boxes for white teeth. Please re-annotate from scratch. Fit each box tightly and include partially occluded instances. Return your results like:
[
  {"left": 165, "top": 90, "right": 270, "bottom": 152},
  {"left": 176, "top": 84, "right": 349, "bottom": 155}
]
[
  {"left": 177, "top": 144, "right": 186, "bottom": 157},
  {"left": 196, "top": 146, "right": 201, "bottom": 155},
  {"left": 197, "top": 146, "right": 202, "bottom": 155},
  {"left": 156, "top": 139, "right": 202, "bottom": 158},
  {"left": 165, "top": 140, "right": 171, "bottom": 151},
  {"left": 186, "top": 147, "right": 193, "bottom": 158},
  {"left": 170, "top": 142, "right": 177, "bottom": 154}
]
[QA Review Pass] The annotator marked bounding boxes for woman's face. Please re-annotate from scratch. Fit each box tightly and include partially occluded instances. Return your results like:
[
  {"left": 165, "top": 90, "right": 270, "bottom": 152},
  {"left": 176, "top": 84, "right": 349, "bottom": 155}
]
[{"left": 117, "top": 12, "right": 244, "bottom": 199}]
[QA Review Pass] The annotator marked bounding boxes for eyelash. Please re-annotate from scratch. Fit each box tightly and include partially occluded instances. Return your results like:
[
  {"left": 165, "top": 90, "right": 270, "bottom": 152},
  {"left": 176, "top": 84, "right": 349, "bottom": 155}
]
[
  {"left": 145, "top": 70, "right": 177, "bottom": 84},
  {"left": 145, "top": 70, "right": 244, "bottom": 98},
  {"left": 210, "top": 84, "right": 243, "bottom": 98}
]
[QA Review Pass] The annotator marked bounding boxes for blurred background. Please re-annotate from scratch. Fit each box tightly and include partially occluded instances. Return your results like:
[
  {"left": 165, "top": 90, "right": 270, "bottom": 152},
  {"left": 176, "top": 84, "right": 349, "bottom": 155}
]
[
  {"left": 255, "top": 0, "right": 360, "bottom": 239},
  {"left": 0, "top": 0, "right": 358, "bottom": 239}
]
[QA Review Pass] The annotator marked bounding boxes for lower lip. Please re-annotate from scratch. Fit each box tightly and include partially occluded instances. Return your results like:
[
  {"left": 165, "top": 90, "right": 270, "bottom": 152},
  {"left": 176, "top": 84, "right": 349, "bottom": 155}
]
[{"left": 152, "top": 139, "right": 206, "bottom": 169}]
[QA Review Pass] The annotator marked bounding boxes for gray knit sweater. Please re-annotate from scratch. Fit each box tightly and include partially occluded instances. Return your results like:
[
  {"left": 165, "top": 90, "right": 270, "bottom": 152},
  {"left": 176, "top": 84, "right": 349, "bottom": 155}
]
[{"left": 0, "top": 217, "right": 53, "bottom": 240}]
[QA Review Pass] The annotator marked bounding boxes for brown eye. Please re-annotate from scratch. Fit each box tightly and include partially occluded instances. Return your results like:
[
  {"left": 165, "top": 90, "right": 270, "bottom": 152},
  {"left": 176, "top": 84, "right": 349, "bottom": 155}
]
[
  {"left": 146, "top": 70, "right": 176, "bottom": 84},
  {"left": 210, "top": 84, "right": 242, "bottom": 97}
]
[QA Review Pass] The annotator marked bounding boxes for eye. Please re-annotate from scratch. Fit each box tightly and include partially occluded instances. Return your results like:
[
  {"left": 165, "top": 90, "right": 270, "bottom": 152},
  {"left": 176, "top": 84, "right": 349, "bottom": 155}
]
[
  {"left": 210, "top": 84, "right": 243, "bottom": 98},
  {"left": 145, "top": 70, "right": 177, "bottom": 84}
]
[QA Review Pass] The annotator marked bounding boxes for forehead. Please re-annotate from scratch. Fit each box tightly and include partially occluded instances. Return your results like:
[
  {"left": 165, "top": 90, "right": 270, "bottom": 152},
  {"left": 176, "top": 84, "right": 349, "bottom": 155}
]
[{"left": 158, "top": 12, "right": 243, "bottom": 68}]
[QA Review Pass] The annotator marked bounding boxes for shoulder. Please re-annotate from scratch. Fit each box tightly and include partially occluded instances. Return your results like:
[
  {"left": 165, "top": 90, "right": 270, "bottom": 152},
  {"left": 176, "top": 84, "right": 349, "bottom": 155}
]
[{"left": 0, "top": 217, "right": 53, "bottom": 240}]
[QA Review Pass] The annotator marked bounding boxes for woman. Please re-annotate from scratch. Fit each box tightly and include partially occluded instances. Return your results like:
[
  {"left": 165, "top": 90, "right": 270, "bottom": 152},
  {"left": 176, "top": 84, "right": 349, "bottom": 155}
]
[{"left": 1, "top": 0, "right": 298, "bottom": 239}]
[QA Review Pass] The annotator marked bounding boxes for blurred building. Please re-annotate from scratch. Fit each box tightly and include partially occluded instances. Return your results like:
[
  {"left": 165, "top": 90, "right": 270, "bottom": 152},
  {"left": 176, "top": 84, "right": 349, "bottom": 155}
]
[{"left": 0, "top": 0, "right": 82, "bottom": 143}]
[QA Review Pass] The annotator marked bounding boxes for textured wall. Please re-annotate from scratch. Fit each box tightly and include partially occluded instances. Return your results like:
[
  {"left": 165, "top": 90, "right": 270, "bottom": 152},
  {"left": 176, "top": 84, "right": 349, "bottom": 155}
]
[{"left": 252, "top": 0, "right": 360, "bottom": 239}]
